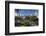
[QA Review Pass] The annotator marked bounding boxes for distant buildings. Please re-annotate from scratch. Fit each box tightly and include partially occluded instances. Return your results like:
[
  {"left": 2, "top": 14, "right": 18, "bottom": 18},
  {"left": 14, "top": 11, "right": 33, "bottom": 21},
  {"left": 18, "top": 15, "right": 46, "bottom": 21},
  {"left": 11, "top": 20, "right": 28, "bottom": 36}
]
[
  {"left": 15, "top": 9, "right": 38, "bottom": 16},
  {"left": 15, "top": 12, "right": 38, "bottom": 17}
]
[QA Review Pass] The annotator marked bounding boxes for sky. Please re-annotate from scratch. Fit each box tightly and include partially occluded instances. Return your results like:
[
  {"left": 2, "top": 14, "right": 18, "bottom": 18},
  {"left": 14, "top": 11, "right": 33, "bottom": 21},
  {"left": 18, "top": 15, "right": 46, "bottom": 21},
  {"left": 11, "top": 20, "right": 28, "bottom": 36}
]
[{"left": 15, "top": 9, "right": 38, "bottom": 16}]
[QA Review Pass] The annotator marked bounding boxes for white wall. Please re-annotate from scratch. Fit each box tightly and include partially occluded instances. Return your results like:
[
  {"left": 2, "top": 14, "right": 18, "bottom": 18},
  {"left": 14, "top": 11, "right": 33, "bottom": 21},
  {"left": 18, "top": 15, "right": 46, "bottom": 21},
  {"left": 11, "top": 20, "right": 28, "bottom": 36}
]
[{"left": 0, "top": 0, "right": 46, "bottom": 36}]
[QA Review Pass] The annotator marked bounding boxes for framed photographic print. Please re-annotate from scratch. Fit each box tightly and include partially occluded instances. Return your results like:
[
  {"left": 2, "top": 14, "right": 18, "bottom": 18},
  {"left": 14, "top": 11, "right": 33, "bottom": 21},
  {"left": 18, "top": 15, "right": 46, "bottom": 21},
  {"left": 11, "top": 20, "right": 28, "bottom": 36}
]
[{"left": 5, "top": 1, "right": 45, "bottom": 35}]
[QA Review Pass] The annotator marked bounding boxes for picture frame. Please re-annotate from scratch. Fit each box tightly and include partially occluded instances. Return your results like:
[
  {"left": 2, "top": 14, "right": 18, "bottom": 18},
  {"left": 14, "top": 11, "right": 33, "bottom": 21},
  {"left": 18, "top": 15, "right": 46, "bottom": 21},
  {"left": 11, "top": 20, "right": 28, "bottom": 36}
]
[{"left": 5, "top": 1, "right": 45, "bottom": 35}]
